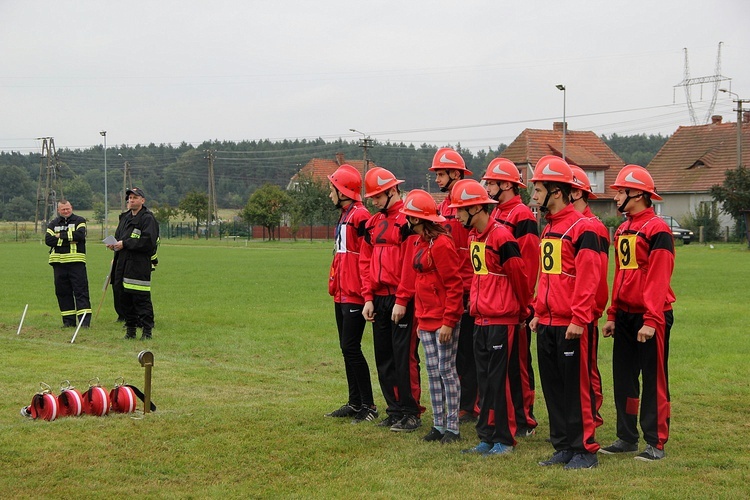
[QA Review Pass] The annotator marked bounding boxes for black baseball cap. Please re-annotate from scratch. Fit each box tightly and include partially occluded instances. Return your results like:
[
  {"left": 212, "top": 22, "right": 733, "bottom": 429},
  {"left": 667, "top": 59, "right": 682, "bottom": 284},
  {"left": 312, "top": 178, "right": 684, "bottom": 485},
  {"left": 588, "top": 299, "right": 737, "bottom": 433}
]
[{"left": 126, "top": 187, "right": 146, "bottom": 198}]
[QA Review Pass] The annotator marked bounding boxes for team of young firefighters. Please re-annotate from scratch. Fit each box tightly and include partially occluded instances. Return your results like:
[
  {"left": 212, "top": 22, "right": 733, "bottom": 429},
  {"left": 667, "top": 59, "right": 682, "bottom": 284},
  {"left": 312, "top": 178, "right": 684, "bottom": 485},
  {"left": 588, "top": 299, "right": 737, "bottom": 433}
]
[{"left": 326, "top": 148, "right": 675, "bottom": 469}]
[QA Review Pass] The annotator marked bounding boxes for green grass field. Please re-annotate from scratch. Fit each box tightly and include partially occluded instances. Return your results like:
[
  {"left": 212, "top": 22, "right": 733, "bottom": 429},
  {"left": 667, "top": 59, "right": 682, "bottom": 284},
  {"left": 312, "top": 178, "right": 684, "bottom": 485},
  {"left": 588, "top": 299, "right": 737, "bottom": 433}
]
[{"left": 1, "top": 239, "right": 749, "bottom": 498}]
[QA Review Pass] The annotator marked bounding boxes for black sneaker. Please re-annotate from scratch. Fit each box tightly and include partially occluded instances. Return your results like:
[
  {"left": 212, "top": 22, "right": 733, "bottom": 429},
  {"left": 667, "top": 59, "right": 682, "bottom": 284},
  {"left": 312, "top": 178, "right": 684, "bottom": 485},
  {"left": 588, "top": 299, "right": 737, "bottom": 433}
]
[
  {"left": 515, "top": 426, "right": 536, "bottom": 438},
  {"left": 458, "top": 410, "right": 478, "bottom": 423},
  {"left": 440, "top": 431, "right": 461, "bottom": 444},
  {"left": 20, "top": 406, "right": 32, "bottom": 418},
  {"left": 325, "top": 403, "right": 360, "bottom": 418},
  {"left": 635, "top": 445, "right": 665, "bottom": 462},
  {"left": 351, "top": 406, "right": 378, "bottom": 424},
  {"left": 377, "top": 415, "right": 401, "bottom": 427},
  {"left": 599, "top": 438, "right": 638, "bottom": 454},
  {"left": 564, "top": 452, "right": 598, "bottom": 470},
  {"left": 538, "top": 449, "right": 575, "bottom": 466},
  {"left": 390, "top": 415, "right": 421, "bottom": 432},
  {"left": 422, "top": 427, "right": 444, "bottom": 442}
]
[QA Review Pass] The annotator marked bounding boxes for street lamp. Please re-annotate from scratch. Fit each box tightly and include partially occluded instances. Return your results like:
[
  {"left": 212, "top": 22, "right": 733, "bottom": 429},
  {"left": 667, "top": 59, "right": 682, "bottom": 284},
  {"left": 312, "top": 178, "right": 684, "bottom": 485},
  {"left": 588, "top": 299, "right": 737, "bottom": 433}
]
[
  {"left": 350, "top": 128, "right": 370, "bottom": 200},
  {"left": 556, "top": 84, "right": 566, "bottom": 160},
  {"left": 100, "top": 131, "right": 108, "bottom": 236},
  {"left": 720, "top": 89, "right": 749, "bottom": 169}
]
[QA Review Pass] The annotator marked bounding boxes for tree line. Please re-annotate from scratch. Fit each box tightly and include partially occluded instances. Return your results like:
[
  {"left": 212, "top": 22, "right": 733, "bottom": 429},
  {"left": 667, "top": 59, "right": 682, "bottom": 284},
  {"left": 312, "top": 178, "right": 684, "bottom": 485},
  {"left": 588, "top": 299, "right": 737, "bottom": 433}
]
[{"left": 0, "top": 134, "right": 668, "bottom": 223}]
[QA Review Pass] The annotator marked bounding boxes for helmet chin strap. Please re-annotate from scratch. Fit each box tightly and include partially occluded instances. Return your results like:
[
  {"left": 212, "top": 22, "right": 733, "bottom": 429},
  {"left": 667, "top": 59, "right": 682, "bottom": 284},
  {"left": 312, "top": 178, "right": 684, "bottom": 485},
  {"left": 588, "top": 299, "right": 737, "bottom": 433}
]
[
  {"left": 335, "top": 190, "right": 351, "bottom": 209},
  {"left": 538, "top": 188, "right": 559, "bottom": 214},
  {"left": 407, "top": 218, "right": 423, "bottom": 231},
  {"left": 462, "top": 206, "right": 478, "bottom": 229},
  {"left": 440, "top": 175, "right": 457, "bottom": 193},
  {"left": 490, "top": 184, "right": 513, "bottom": 201},
  {"left": 380, "top": 191, "right": 394, "bottom": 214},
  {"left": 617, "top": 189, "right": 642, "bottom": 213}
]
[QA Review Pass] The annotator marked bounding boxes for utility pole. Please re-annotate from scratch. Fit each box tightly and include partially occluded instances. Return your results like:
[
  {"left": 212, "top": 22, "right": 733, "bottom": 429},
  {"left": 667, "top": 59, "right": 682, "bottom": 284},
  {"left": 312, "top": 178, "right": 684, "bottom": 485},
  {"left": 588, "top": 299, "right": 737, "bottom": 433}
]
[
  {"left": 100, "top": 131, "right": 108, "bottom": 236},
  {"left": 34, "top": 138, "right": 62, "bottom": 233},
  {"left": 350, "top": 129, "right": 371, "bottom": 200},
  {"left": 205, "top": 149, "right": 218, "bottom": 237},
  {"left": 118, "top": 154, "right": 132, "bottom": 212},
  {"left": 720, "top": 89, "right": 749, "bottom": 169}
]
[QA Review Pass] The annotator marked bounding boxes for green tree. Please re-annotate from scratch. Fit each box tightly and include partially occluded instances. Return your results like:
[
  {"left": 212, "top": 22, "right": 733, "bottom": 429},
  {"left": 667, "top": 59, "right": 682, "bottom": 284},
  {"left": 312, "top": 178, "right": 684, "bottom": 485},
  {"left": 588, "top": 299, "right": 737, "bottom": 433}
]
[
  {"left": 179, "top": 190, "right": 208, "bottom": 228},
  {"left": 63, "top": 176, "right": 94, "bottom": 210},
  {"left": 0, "top": 165, "right": 35, "bottom": 204},
  {"left": 710, "top": 166, "right": 750, "bottom": 239},
  {"left": 151, "top": 201, "right": 180, "bottom": 224},
  {"left": 241, "top": 184, "right": 291, "bottom": 240},
  {"left": 92, "top": 202, "right": 105, "bottom": 223},
  {"left": 4, "top": 196, "right": 35, "bottom": 221},
  {"left": 288, "top": 174, "right": 334, "bottom": 241}
]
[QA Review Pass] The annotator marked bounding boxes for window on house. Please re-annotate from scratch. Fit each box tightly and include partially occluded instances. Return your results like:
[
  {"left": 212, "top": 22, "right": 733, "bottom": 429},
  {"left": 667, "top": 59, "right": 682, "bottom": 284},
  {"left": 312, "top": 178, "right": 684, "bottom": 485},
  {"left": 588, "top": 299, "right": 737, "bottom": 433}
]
[{"left": 587, "top": 170, "right": 605, "bottom": 195}]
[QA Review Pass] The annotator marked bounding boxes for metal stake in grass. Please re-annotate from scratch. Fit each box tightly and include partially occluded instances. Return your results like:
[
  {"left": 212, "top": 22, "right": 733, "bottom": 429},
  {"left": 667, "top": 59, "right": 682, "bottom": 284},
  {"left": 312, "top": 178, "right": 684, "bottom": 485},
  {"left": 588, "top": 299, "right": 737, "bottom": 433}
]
[
  {"left": 138, "top": 350, "right": 154, "bottom": 414},
  {"left": 17, "top": 304, "right": 29, "bottom": 335},
  {"left": 70, "top": 312, "right": 87, "bottom": 344}
]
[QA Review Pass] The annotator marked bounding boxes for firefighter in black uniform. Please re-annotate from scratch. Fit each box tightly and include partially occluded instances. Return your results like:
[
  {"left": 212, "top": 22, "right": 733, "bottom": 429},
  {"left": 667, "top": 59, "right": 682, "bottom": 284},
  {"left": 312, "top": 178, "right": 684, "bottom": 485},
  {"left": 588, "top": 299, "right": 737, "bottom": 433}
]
[
  {"left": 45, "top": 200, "right": 92, "bottom": 327},
  {"left": 107, "top": 187, "right": 159, "bottom": 340}
]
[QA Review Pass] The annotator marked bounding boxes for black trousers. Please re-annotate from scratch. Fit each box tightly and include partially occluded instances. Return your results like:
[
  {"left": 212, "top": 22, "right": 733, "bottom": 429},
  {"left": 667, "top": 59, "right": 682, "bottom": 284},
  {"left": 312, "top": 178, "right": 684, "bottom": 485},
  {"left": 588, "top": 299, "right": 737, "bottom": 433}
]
[
  {"left": 612, "top": 310, "right": 673, "bottom": 449},
  {"left": 537, "top": 323, "right": 599, "bottom": 454},
  {"left": 508, "top": 311, "right": 537, "bottom": 429},
  {"left": 371, "top": 295, "right": 422, "bottom": 418},
  {"left": 335, "top": 302, "right": 374, "bottom": 408},
  {"left": 53, "top": 263, "right": 91, "bottom": 326},
  {"left": 474, "top": 324, "right": 515, "bottom": 446}
]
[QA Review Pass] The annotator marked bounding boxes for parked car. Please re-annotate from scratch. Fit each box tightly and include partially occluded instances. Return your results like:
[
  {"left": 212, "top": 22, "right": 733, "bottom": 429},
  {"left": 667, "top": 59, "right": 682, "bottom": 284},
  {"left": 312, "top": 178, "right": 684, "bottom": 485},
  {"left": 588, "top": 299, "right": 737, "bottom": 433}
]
[{"left": 659, "top": 216, "right": 693, "bottom": 244}]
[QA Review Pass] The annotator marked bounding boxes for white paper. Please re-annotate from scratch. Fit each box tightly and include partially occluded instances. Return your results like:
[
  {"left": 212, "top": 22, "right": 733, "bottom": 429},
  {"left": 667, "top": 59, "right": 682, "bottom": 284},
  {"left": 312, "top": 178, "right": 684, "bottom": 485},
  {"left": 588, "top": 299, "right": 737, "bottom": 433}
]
[{"left": 102, "top": 235, "right": 117, "bottom": 245}]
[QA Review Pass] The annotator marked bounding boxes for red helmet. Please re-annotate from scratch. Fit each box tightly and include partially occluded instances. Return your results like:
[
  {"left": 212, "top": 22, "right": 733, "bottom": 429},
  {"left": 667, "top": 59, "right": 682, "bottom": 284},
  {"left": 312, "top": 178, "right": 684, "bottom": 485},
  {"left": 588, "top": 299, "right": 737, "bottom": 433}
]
[
  {"left": 82, "top": 384, "right": 110, "bottom": 417},
  {"left": 429, "top": 147, "right": 473, "bottom": 175},
  {"left": 569, "top": 165, "right": 598, "bottom": 199},
  {"left": 110, "top": 383, "right": 138, "bottom": 414},
  {"left": 364, "top": 167, "right": 404, "bottom": 198},
  {"left": 57, "top": 383, "right": 83, "bottom": 417},
  {"left": 400, "top": 189, "right": 445, "bottom": 223},
  {"left": 328, "top": 164, "right": 362, "bottom": 202},
  {"left": 482, "top": 158, "right": 526, "bottom": 188},
  {"left": 28, "top": 386, "right": 58, "bottom": 421},
  {"left": 448, "top": 179, "right": 498, "bottom": 208},
  {"left": 610, "top": 164, "right": 662, "bottom": 200},
  {"left": 530, "top": 155, "right": 575, "bottom": 185}
]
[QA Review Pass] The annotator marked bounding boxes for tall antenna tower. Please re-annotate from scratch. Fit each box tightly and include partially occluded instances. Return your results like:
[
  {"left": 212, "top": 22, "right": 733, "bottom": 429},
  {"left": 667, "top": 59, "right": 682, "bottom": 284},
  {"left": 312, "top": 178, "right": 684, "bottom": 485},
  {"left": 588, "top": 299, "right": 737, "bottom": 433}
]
[
  {"left": 673, "top": 42, "right": 731, "bottom": 125},
  {"left": 34, "top": 137, "right": 64, "bottom": 232}
]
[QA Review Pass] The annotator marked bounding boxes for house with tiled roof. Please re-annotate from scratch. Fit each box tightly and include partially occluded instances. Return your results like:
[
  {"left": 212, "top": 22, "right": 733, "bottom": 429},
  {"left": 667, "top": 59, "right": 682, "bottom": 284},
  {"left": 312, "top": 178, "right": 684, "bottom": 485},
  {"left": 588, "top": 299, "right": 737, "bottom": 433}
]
[
  {"left": 287, "top": 152, "right": 448, "bottom": 204},
  {"left": 287, "top": 152, "right": 377, "bottom": 190},
  {"left": 502, "top": 122, "right": 625, "bottom": 216},
  {"left": 646, "top": 114, "right": 749, "bottom": 226}
]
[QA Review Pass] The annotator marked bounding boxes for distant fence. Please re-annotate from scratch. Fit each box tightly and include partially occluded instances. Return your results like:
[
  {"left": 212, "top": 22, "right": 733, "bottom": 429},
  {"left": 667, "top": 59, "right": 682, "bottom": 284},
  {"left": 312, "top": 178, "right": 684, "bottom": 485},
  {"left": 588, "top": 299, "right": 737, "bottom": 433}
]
[{"left": 160, "top": 221, "right": 335, "bottom": 241}]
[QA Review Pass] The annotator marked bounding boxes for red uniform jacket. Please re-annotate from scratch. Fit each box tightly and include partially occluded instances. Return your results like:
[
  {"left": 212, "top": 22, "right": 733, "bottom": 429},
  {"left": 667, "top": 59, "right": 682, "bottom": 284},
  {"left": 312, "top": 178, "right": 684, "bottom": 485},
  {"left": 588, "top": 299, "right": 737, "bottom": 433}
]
[
  {"left": 607, "top": 207, "right": 675, "bottom": 330},
  {"left": 583, "top": 206, "right": 610, "bottom": 320},
  {"left": 359, "top": 200, "right": 411, "bottom": 301},
  {"left": 329, "top": 202, "right": 370, "bottom": 304},
  {"left": 438, "top": 193, "right": 473, "bottom": 293},
  {"left": 533, "top": 204, "right": 601, "bottom": 327},
  {"left": 468, "top": 218, "right": 530, "bottom": 326},
  {"left": 396, "top": 233, "right": 464, "bottom": 332},
  {"left": 491, "top": 195, "right": 540, "bottom": 300}
]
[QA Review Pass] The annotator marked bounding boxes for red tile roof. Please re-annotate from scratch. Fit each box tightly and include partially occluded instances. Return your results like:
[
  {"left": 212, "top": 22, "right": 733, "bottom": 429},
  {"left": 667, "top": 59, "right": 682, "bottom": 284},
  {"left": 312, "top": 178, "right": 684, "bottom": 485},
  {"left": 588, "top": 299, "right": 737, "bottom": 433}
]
[
  {"left": 647, "top": 121, "right": 750, "bottom": 193},
  {"left": 502, "top": 127, "right": 625, "bottom": 189},
  {"left": 290, "top": 154, "right": 374, "bottom": 184}
]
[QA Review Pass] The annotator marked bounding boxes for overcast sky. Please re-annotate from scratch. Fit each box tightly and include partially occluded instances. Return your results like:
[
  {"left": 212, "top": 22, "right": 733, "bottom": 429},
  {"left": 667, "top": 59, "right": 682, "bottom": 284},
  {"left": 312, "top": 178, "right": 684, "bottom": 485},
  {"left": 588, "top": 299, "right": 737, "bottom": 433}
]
[{"left": 2, "top": 0, "right": 748, "bottom": 155}]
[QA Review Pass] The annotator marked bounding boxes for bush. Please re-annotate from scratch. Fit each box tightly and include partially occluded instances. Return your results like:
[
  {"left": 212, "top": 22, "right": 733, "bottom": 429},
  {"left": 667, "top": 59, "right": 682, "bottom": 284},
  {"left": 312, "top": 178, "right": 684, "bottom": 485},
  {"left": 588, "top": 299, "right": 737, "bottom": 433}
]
[{"left": 683, "top": 202, "right": 721, "bottom": 242}]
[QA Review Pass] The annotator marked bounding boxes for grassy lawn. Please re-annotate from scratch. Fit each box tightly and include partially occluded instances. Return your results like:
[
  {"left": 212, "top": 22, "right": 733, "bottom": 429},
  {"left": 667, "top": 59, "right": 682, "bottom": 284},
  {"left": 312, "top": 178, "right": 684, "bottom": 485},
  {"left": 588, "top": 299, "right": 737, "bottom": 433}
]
[{"left": 0, "top": 238, "right": 748, "bottom": 498}]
